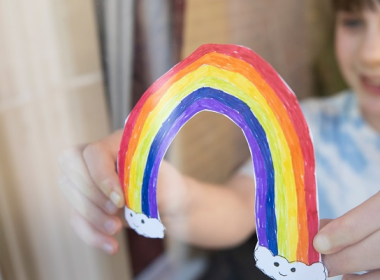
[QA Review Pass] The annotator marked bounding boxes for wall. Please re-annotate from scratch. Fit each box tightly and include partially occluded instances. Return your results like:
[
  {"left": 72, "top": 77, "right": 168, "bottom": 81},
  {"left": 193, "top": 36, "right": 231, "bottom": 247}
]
[{"left": 172, "top": 0, "right": 328, "bottom": 183}]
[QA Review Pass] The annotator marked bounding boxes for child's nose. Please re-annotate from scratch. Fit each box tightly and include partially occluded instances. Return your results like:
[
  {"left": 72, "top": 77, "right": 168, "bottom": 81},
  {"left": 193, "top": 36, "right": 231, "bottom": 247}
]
[{"left": 359, "top": 27, "right": 380, "bottom": 68}]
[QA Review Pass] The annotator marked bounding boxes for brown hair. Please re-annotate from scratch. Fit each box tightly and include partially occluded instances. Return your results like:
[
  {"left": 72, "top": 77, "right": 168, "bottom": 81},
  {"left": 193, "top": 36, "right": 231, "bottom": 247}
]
[{"left": 332, "top": 0, "right": 380, "bottom": 12}]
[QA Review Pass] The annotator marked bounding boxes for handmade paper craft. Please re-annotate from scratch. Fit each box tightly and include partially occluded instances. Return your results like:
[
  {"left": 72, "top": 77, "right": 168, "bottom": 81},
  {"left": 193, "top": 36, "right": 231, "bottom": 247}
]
[{"left": 118, "top": 44, "right": 327, "bottom": 280}]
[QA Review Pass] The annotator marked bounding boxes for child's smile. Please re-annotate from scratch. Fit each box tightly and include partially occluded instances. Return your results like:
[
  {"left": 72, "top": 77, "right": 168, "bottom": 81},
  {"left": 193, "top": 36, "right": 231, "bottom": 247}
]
[{"left": 360, "top": 75, "right": 380, "bottom": 95}]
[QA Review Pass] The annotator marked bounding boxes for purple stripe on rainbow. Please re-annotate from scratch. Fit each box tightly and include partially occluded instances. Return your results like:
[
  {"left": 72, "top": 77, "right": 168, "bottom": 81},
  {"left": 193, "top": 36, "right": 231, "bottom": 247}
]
[{"left": 144, "top": 88, "right": 272, "bottom": 248}]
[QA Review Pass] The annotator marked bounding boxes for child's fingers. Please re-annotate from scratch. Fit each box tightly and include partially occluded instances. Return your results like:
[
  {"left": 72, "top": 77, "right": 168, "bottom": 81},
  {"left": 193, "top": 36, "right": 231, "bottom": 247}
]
[
  {"left": 59, "top": 175, "right": 118, "bottom": 216},
  {"left": 70, "top": 209, "right": 119, "bottom": 254},
  {"left": 58, "top": 148, "right": 118, "bottom": 215},
  {"left": 82, "top": 142, "right": 125, "bottom": 208},
  {"left": 60, "top": 176, "right": 122, "bottom": 236},
  {"left": 314, "top": 191, "right": 380, "bottom": 254},
  {"left": 342, "top": 269, "right": 380, "bottom": 280},
  {"left": 323, "top": 227, "right": 380, "bottom": 277}
]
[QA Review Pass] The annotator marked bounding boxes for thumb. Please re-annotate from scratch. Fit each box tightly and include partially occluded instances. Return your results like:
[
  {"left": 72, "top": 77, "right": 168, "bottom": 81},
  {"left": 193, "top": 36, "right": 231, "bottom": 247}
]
[{"left": 313, "top": 191, "right": 380, "bottom": 255}]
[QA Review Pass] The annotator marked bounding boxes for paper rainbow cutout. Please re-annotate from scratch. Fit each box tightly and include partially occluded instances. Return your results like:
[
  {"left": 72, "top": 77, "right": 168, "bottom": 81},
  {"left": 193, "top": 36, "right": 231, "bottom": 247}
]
[{"left": 118, "top": 44, "right": 326, "bottom": 279}]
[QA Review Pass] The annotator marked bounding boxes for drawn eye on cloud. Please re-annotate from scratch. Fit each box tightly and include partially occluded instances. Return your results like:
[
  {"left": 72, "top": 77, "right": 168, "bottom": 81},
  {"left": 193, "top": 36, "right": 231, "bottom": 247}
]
[
  {"left": 125, "top": 207, "right": 165, "bottom": 238},
  {"left": 255, "top": 246, "right": 327, "bottom": 280}
]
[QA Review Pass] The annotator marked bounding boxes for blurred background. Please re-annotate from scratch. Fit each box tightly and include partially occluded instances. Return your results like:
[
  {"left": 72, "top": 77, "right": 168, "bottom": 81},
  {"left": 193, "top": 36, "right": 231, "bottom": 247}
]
[{"left": 0, "top": 0, "right": 346, "bottom": 279}]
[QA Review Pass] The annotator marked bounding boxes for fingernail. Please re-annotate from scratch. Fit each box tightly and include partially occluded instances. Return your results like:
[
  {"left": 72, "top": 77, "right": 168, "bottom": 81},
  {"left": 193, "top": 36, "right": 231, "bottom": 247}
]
[
  {"left": 104, "top": 220, "right": 118, "bottom": 234},
  {"left": 105, "top": 200, "right": 118, "bottom": 214},
  {"left": 314, "top": 233, "right": 332, "bottom": 253},
  {"left": 102, "top": 243, "right": 114, "bottom": 254},
  {"left": 110, "top": 191, "right": 122, "bottom": 207}
]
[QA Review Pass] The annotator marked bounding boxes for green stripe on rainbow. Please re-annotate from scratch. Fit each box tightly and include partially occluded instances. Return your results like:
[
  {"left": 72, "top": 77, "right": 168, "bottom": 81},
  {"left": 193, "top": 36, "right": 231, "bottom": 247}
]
[{"left": 118, "top": 44, "right": 321, "bottom": 267}]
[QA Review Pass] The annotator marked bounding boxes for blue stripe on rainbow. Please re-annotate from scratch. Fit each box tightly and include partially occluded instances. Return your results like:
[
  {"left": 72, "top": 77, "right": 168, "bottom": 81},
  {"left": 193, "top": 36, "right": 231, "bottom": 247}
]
[{"left": 142, "top": 87, "right": 277, "bottom": 251}]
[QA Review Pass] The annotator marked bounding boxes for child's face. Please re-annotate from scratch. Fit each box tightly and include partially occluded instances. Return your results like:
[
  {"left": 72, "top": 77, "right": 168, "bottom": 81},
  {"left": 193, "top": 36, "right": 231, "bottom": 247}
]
[{"left": 335, "top": 2, "right": 380, "bottom": 117}]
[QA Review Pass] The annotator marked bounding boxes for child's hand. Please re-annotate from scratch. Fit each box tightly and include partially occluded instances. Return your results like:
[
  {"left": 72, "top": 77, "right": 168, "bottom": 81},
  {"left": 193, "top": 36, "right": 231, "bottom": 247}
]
[
  {"left": 58, "top": 130, "right": 125, "bottom": 254},
  {"left": 58, "top": 130, "right": 192, "bottom": 253},
  {"left": 58, "top": 129, "right": 256, "bottom": 252},
  {"left": 314, "top": 192, "right": 380, "bottom": 278}
]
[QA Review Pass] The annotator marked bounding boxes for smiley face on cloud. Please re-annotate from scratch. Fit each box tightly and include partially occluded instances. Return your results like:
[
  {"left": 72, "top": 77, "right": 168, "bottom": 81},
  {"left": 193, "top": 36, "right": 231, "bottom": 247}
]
[
  {"left": 124, "top": 207, "right": 165, "bottom": 238},
  {"left": 254, "top": 245, "right": 327, "bottom": 280}
]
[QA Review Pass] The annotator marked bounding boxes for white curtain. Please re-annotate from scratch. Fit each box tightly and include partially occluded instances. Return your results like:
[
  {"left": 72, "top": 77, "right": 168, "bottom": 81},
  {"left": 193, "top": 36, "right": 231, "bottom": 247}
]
[
  {"left": 94, "top": 0, "right": 135, "bottom": 130},
  {"left": 0, "top": 0, "right": 133, "bottom": 279}
]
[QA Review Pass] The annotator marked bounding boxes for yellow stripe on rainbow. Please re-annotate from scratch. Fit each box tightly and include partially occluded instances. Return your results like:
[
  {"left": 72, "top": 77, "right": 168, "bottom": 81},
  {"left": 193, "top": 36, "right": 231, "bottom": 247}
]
[{"left": 130, "top": 66, "right": 298, "bottom": 259}]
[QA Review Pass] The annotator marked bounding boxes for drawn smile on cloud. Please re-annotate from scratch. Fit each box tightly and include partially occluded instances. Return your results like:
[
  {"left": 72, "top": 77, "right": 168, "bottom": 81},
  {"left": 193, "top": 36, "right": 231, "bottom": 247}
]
[
  {"left": 254, "top": 245, "right": 327, "bottom": 280},
  {"left": 132, "top": 218, "right": 146, "bottom": 229}
]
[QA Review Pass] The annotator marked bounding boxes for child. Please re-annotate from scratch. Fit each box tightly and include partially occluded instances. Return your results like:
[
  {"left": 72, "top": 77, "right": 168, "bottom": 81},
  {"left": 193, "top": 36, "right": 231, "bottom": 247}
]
[
  {"left": 311, "top": 0, "right": 380, "bottom": 279},
  {"left": 59, "top": 0, "right": 380, "bottom": 279},
  {"left": 240, "top": 1, "right": 380, "bottom": 279}
]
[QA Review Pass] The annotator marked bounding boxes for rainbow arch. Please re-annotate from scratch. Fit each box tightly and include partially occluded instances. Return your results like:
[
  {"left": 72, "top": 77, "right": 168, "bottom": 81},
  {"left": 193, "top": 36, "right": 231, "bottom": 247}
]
[{"left": 118, "top": 44, "right": 320, "bottom": 266}]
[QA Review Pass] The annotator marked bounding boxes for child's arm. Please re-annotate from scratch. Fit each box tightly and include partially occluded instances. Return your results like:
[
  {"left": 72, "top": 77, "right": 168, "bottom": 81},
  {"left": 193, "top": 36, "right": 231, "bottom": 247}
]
[
  {"left": 58, "top": 130, "right": 256, "bottom": 253},
  {"left": 158, "top": 164, "right": 256, "bottom": 248},
  {"left": 314, "top": 192, "right": 380, "bottom": 278}
]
